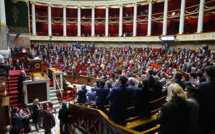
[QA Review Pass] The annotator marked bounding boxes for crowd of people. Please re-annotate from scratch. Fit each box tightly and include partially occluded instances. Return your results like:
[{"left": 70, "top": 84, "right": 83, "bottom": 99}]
[
  {"left": 11, "top": 98, "right": 71, "bottom": 134},
  {"left": 11, "top": 42, "right": 215, "bottom": 134}
]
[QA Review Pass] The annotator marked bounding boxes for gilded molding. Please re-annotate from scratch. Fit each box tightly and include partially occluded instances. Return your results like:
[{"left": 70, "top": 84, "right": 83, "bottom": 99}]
[
  {"left": 32, "top": 33, "right": 37, "bottom": 36},
  {"left": 62, "top": 5, "right": 67, "bottom": 8},
  {"left": 133, "top": 2, "right": 137, "bottom": 5},
  {"left": 30, "top": 1, "right": 36, "bottom": 4},
  {"left": 63, "top": 34, "right": 67, "bottom": 36},
  {"left": 146, "top": 34, "right": 151, "bottom": 36},
  {"left": 105, "top": 5, "right": 109, "bottom": 8},
  {"left": 47, "top": 3, "right": 52, "bottom": 6},
  {"left": 118, "top": 4, "right": 123, "bottom": 7},
  {"left": 196, "top": 30, "right": 203, "bottom": 33},
  {"left": 30, "top": 32, "right": 215, "bottom": 42},
  {"left": 147, "top": 0, "right": 154, "bottom": 3},
  {"left": 0, "top": 22, "right": 6, "bottom": 26},
  {"left": 178, "top": 32, "right": 183, "bottom": 35},
  {"left": 91, "top": 6, "right": 95, "bottom": 8},
  {"left": 77, "top": 5, "right": 81, "bottom": 8}
]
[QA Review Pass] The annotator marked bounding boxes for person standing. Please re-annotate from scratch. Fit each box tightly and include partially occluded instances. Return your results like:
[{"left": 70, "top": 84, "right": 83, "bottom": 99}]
[
  {"left": 157, "top": 83, "right": 190, "bottom": 134},
  {"left": 17, "top": 70, "right": 26, "bottom": 102},
  {"left": 76, "top": 84, "right": 88, "bottom": 103},
  {"left": 15, "top": 60, "right": 21, "bottom": 70},
  {"left": 11, "top": 107, "right": 22, "bottom": 131},
  {"left": 185, "top": 85, "right": 201, "bottom": 134},
  {"left": 133, "top": 78, "right": 154, "bottom": 118},
  {"left": 107, "top": 76, "right": 133, "bottom": 124},
  {"left": 33, "top": 99, "right": 42, "bottom": 132},
  {"left": 43, "top": 103, "right": 55, "bottom": 134},
  {"left": 86, "top": 87, "right": 96, "bottom": 104},
  {"left": 95, "top": 80, "right": 110, "bottom": 111},
  {"left": 58, "top": 101, "right": 70, "bottom": 134},
  {"left": 197, "top": 66, "right": 215, "bottom": 134},
  {"left": 19, "top": 104, "right": 31, "bottom": 134}
]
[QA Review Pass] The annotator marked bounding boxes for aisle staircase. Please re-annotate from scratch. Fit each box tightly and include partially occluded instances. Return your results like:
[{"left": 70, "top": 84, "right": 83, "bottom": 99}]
[
  {"left": 6, "top": 70, "right": 31, "bottom": 108},
  {"left": 49, "top": 87, "right": 61, "bottom": 112}
]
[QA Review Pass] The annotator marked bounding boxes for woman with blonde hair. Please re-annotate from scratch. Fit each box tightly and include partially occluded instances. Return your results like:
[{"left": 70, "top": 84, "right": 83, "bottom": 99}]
[
  {"left": 157, "top": 83, "right": 190, "bottom": 134},
  {"left": 33, "top": 98, "right": 42, "bottom": 132}
]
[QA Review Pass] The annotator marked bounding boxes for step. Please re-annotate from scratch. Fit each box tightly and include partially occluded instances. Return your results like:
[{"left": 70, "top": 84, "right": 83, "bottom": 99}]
[
  {"left": 53, "top": 104, "right": 60, "bottom": 109},
  {"left": 50, "top": 96, "right": 58, "bottom": 100},
  {"left": 7, "top": 87, "right": 18, "bottom": 91},
  {"left": 50, "top": 93, "right": 56, "bottom": 97},
  {"left": 8, "top": 83, "right": 17, "bottom": 87},
  {"left": 8, "top": 77, "right": 18, "bottom": 80},
  {"left": 6, "top": 80, "right": 18, "bottom": 83},
  {"left": 51, "top": 100, "right": 59, "bottom": 105}
]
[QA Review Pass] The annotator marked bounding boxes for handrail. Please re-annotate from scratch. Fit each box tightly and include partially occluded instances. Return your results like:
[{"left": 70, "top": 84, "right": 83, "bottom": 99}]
[
  {"left": 54, "top": 75, "right": 63, "bottom": 99},
  {"left": 70, "top": 104, "right": 142, "bottom": 134}
]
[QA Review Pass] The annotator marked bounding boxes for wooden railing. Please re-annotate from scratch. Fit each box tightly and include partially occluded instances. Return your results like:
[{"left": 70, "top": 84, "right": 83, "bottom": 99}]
[
  {"left": 69, "top": 104, "right": 139, "bottom": 134},
  {"left": 69, "top": 95, "right": 167, "bottom": 134}
]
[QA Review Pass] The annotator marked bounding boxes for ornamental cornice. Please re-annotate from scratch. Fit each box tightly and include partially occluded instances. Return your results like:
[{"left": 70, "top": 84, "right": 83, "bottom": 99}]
[{"left": 29, "top": 0, "right": 153, "bottom": 7}]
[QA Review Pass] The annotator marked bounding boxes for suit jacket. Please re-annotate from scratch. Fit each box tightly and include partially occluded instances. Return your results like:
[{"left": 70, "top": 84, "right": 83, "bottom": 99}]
[
  {"left": 133, "top": 87, "right": 153, "bottom": 116},
  {"left": 157, "top": 99, "right": 190, "bottom": 134},
  {"left": 58, "top": 108, "right": 70, "bottom": 124},
  {"left": 107, "top": 85, "right": 133, "bottom": 122},
  {"left": 187, "top": 97, "right": 201, "bottom": 134},
  {"left": 197, "top": 79, "right": 215, "bottom": 132},
  {"left": 43, "top": 109, "right": 55, "bottom": 130},
  {"left": 96, "top": 87, "right": 110, "bottom": 110},
  {"left": 17, "top": 74, "right": 26, "bottom": 91},
  {"left": 12, "top": 114, "right": 22, "bottom": 129},
  {"left": 77, "top": 89, "right": 87, "bottom": 103}
]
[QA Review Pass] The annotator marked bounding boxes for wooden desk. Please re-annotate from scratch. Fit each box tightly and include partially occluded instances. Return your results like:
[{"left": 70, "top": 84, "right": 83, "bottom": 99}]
[
  {"left": 90, "top": 77, "right": 100, "bottom": 86},
  {"left": 77, "top": 76, "right": 88, "bottom": 85},
  {"left": 0, "top": 97, "right": 10, "bottom": 134},
  {"left": 23, "top": 72, "right": 50, "bottom": 105},
  {"left": 47, "top": 68, "right": 63, "bottom": 90},
  {"left": 63, "top": 75, "right": 74, "bottom": 84}
]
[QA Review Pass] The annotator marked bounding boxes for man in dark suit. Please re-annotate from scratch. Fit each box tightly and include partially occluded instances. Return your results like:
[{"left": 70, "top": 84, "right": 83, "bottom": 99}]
[
  {"left": 148, "top": 69, "right": 155, "bottom": 89},
  {"left": 11, "top": 107, "right": 22, "bottom": 130},
  {"left": 197, "top": 66, "right": 215, "bottom": 134},
  {"left": 58, "top": 101, "right": 70, "bottom": 134},
  {"left": 76, "top": 84, "right": 87, "bottom": 103},
  {"left": 17, "top": 70, "right": 27, "bottom": 101},
  {"left": 96, "top": 80, "right": 110, "bottom": 111},
  {"left": 107, "top": 76, "right": 133, "bottom": 124},
  {"left": 134, "top": 78, "right": 154, "bottom": 117},
  {"left": 15, "top": 60, "right": 21, "bottom": 70}
]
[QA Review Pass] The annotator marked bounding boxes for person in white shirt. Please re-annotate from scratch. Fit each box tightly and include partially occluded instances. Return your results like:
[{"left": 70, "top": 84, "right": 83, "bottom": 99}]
[{"left": 19, "top": 104, "right": 31, "bottom": 134}]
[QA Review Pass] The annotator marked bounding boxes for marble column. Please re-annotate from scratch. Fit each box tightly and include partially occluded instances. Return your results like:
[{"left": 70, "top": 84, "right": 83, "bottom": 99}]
[
  {"left": 119, "top": 4, "right": 123, "bottom": 36},
  {"left": 147, "top": 1, "right": 152, "bottom": 36},
  {"left": 162, "top": 0, "right": 168, "bottom": 35},
  {"left": 91, "top": 6, "right": 95, "bottom": 36},
  {"left": 197, "top": 0, "right": 205, "bottom": 33},
  {"left": 105, "top": 6, "right": 109, "bottom": 37},
  {"left": 0, "top": 0, "right": 7, "bottom": 26},
  {"left": 178, "top": 0, "right": 186, "bottom": 34},
  {"left": 0, "top": 0, "right": 10, "bottom": 54},
  {"left": 63, "top": 5, "right": 67, "bottom": 36},
  {"left": 77, "top": 6, "right": 81, "bottom": 36},
  {"left": 133, "top": 3, "right": 137, "bottom": 36},
  {"left": 31, "top": 2, "right": 37, "bottom": 35},
  {"left": 48, "top": 4, "right": 52, "bottom": 36}
]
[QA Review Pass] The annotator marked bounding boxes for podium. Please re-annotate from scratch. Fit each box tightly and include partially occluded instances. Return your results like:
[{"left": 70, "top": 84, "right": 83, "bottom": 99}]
[
  {"left": 47, "top": 68, "right": 63, "bottom": 90},
  {"left": 77, "top": 76, "right": 88, "bottom": 85},
  {"left": 23, "top": 72, "right": 50, "bottom": 105},
  {"left": 29, "top": 58, "right": 43, "bottom": 72}
]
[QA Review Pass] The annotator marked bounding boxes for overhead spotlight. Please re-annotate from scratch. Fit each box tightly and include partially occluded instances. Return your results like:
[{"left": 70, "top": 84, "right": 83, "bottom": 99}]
[{"left": 159, "top": 36, "right": 176, "bottom": 41}]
